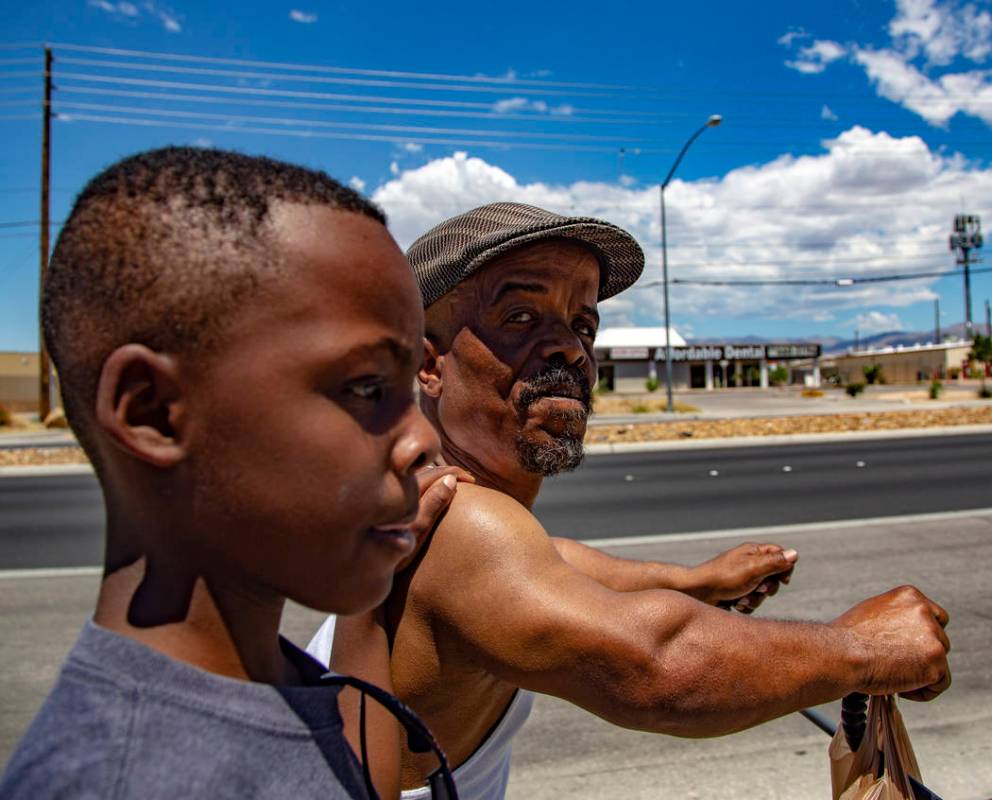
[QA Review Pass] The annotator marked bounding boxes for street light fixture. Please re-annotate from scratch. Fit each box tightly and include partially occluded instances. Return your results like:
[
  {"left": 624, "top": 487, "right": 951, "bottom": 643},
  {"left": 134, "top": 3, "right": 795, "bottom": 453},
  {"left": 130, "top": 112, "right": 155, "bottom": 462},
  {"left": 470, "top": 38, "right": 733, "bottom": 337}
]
[{"left": 660, "top": 114, "right": 721, "bottom": 412}]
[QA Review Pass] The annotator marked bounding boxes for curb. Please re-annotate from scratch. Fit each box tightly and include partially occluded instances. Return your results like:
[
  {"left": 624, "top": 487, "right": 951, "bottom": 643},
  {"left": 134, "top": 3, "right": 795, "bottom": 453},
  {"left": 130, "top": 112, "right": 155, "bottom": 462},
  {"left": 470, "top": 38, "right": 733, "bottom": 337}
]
[
  {"left": 583, "top": 424, "right": 992, "bottom": 454},
  {"left": 0, "top": 463, "right": 93, "bottom": 478}
]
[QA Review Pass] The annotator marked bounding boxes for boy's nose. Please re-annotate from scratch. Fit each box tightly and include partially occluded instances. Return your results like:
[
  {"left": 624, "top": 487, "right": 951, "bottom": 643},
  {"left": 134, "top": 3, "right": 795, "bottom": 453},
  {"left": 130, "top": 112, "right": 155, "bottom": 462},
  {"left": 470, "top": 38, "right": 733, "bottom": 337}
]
[{"left": 393, "top": 404, "right": 441, "bottom": 476}]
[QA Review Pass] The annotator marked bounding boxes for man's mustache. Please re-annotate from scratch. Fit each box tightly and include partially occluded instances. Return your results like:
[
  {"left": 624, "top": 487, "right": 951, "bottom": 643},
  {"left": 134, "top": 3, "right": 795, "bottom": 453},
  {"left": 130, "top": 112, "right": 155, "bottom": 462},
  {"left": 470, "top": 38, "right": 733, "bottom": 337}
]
[{"left": 517, "top": 365, "right": 592, "bottom": 411}]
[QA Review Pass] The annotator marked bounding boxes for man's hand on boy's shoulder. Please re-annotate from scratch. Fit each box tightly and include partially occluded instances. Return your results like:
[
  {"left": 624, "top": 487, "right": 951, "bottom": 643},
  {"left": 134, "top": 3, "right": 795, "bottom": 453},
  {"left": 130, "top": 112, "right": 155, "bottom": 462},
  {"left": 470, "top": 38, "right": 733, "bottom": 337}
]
[{"left": 395, "top": 463, "right": 475, "bottom": 573}]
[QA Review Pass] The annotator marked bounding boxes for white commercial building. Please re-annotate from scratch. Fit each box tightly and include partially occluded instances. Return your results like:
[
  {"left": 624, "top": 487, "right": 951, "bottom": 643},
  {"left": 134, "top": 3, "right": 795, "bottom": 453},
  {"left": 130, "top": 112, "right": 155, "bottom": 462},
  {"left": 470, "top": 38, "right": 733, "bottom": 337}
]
[{"left": 594, "top": 327, "right": 822, "bottom": 392}]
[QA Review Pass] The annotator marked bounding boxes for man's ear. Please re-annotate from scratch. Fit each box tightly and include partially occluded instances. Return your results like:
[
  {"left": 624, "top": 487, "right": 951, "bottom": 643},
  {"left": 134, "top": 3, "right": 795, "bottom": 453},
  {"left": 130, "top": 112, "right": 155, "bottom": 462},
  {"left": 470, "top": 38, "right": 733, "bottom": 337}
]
[
  {"left": 418, "top": 336, "right": 444, "bottom": 398},
  {"left": 95, "top": 344, "right": 188, "bottom": 468}
]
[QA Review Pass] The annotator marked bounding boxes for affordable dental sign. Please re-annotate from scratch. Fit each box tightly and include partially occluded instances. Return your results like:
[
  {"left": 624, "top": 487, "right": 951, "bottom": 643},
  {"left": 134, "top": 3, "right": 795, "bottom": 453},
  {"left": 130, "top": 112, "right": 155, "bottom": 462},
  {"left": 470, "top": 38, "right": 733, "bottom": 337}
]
[{"left": 646, "top": 344, "right": 822, "bottom": 361}]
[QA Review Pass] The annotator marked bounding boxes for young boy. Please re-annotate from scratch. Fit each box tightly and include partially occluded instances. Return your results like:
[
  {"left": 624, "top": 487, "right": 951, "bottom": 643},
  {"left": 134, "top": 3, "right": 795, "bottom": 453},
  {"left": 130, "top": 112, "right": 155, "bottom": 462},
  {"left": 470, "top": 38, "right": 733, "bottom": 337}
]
[{"left": 0, "top": 147, "right": 452, "bottom": 798}]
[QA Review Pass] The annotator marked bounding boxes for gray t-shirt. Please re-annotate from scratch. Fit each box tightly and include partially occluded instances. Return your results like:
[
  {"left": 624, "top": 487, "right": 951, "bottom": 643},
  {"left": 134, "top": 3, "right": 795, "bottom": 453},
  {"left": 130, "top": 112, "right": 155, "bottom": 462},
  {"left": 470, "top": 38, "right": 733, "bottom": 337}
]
[{"left": 0, "top": 621, "right": 369, "bottom": 799}]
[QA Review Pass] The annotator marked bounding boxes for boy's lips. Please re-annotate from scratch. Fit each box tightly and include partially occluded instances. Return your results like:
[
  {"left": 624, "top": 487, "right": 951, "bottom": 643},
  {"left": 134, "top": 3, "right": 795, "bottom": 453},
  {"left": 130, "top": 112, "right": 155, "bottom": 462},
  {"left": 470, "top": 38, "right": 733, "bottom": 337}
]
[{"left": 368, "top": 523, "right": 417, "bottom": 555}]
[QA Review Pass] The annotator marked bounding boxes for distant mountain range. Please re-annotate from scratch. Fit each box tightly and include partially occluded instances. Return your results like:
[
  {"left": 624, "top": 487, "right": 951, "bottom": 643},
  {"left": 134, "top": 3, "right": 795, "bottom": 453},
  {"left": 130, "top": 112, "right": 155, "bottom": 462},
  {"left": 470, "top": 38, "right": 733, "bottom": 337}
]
[{"left": 690, "top": 321, "right": 987, "bottom": 355}]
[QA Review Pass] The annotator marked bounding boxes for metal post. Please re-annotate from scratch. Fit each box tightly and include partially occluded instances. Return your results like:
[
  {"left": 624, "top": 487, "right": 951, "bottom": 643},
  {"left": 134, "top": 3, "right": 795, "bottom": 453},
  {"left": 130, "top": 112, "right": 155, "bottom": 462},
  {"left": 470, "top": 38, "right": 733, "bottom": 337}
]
[
  {"left": 985, "top": 299, "right": 991, "bottom": 337},
  {"left": 658, "top": 115, "right": 721, "bottom": 413},
  {"left": 660, "top": 184, "right": 674, "bottom": 412},
  {"left": 963, "top": 247, "right": 973, "bottom": 338},
  {"left": 38, "top": 46, "right": 53, "bottom": 421},
  {"left": 934, "top": 297, "right": 941, "bottom": 344}
]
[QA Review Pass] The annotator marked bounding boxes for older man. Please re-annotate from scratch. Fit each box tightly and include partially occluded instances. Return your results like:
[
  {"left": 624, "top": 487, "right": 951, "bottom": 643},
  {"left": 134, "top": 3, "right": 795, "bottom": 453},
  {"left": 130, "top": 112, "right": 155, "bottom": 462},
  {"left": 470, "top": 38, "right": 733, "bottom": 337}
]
[{"left": 312, "top": 203, "right": 950, "bottom": 799}]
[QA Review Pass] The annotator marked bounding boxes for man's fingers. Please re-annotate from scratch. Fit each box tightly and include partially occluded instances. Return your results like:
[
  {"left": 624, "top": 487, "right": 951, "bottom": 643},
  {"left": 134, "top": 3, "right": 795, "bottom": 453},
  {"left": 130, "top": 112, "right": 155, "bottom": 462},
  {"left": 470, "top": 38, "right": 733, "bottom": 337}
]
[
  {"left": 900, "top": 667, "right": 951, "bottom": 702},
  {"left": 930, "top": 600, "right": 950, "bottom": 628}
]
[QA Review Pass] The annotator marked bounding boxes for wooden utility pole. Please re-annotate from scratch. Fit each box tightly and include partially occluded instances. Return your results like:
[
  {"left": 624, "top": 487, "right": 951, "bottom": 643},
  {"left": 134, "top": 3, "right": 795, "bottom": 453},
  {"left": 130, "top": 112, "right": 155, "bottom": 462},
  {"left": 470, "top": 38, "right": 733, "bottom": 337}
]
[{"left": 38, "top": 46, "right": 52, "bottom": 420}]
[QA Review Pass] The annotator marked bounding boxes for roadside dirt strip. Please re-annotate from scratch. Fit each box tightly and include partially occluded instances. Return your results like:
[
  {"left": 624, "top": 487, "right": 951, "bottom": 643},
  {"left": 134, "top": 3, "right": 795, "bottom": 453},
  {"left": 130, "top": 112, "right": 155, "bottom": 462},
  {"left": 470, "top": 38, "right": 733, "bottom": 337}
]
[
  {"left": 586, "top": 405, "right": 992, "bottom": 444},
  {"left": 3, "top": 405, "right": 992, "bottom": 467}
]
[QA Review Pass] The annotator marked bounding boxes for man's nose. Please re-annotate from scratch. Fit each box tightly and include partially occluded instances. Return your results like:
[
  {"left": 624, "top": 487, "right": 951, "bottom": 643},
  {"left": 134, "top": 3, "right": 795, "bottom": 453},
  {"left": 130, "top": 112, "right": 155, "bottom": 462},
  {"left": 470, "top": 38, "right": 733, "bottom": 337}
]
[{"left": 536, "top": 321, "right": 587, "bottom": 368}]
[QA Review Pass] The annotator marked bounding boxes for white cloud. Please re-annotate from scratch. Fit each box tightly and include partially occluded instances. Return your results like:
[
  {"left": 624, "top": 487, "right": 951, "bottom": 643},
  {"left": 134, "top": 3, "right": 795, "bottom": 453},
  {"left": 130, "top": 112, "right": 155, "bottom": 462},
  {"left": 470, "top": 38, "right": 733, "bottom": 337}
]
[
  {"left": 371, "top": 129, "right": 988, "bottom": 331},
  {"left": 853, "top": 47, "right": 992, "bottom": 125},
  {"left": 784, "top": 0, "right": 992, "bottom": 127},
  {"left": 785, "top": 39, "right": 847, "bottom": 74},
  {"left": 402, "top": 142, "right": 424, "bottom": 153},
  {"left": 851, "top": 310, "right": 906, "bottom": 333},
  {"left": 619, "top": 174, "right": 637, "bottom": 187},
  {"left": 889, "top": 0, "right": 992, "bottom": 65},
  {"left": 821, "top": 104, "right": 839, "bottom": 120},
  {"left": 192, "top": 137, "right": 213, "bottom": 148},
  {"left": 90, "top": 0, "right": 181, "bottom": 31},
  {"left": 348, "top": 176, "right": 366, "bottom": 192},
  {"left": 492, "top": 97, "right": 574, "bottom": 115},
  {"left": 389, "top": 161, "right": 400, "bottom": 176},
  {"left": 289, "top": 9, "right": 318, "bottom": 24},
  {"left": 778, "top": 27, "right": 810, "bottom": 47}
]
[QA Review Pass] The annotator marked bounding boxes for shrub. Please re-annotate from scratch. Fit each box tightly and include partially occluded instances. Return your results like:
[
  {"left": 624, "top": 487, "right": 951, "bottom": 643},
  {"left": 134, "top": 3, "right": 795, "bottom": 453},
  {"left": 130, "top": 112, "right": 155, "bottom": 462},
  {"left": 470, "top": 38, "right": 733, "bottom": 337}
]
[
  {"left": 948, "top": 367, "right": 961, "bottom": 379},
  {"left": 845, "top": 382, "right": 865, "bottom": 397},
  {"left": 979, "top": 385, "right": 992, "bottom": 399},
  {"left": 801, "top": 389, "right": 824, "bottom": 398},
  {"left": 645, "top": 376, "right": 660, "bottom": 393},
  {"left": 769, "top": 365, "right": 789, "bottom": 386},
  {"left": 0, "top": 402, "right": 11, "bottom": 427},
  {"left": 929, "top": 379, "right": 943, "bottom": 400},
  {"left": 862, "top": 364, "right": 884, "bottom": 385},
  {"left": 630, "top": 402, "right": 651, "bottom": 413}
]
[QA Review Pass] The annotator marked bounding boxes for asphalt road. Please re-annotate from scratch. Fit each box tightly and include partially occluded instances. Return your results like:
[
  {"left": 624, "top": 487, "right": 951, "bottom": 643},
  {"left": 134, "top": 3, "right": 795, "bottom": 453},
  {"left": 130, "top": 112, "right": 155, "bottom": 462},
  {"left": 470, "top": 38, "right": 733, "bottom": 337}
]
[
  {"left": 2, "top": 432, "right": 991, "bottom": 569},
  {"left": 534, "top": 432, "right": 992, "bottom": 539}
]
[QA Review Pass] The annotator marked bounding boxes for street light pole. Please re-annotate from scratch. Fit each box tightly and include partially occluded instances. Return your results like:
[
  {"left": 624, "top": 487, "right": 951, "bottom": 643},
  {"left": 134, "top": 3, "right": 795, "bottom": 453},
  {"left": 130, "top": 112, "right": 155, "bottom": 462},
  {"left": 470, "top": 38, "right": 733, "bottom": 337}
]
[{"left": 660, "top": 114, "right": 722, "bottom": 412}]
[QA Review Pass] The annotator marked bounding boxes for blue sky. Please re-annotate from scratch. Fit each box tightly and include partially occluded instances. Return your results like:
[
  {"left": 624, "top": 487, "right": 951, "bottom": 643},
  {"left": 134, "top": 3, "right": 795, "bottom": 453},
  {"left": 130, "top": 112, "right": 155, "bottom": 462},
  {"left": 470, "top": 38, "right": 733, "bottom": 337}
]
[{"left": 2, "top": 0, "right": 991, "bottom": 349}]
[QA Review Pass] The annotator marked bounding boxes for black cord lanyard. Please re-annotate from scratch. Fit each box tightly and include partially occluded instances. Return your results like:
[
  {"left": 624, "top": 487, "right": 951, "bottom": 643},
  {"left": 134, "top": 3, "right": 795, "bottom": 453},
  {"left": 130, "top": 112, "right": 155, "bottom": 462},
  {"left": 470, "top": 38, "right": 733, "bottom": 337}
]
[{"left": 320, "top": 672, "right": 459, "bottom": 800}]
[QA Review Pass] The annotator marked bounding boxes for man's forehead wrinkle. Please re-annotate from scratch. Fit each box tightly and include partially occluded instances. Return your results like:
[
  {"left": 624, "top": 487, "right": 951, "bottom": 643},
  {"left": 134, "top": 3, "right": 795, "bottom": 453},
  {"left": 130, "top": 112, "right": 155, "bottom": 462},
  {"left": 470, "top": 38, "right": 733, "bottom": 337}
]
[{"left": 492, "top": 281, "right": 549, "bottom": 305}]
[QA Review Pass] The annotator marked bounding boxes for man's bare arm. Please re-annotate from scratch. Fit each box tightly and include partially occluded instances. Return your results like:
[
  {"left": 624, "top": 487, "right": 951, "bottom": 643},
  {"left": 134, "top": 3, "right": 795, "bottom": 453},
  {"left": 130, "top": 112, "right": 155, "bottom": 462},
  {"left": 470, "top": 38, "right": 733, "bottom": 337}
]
[
  {"left": 417, "top": 485, "right": 950, "bottom": 738},
  {"left": 552, "top": 537, "right": 797, "bottom": 611}
]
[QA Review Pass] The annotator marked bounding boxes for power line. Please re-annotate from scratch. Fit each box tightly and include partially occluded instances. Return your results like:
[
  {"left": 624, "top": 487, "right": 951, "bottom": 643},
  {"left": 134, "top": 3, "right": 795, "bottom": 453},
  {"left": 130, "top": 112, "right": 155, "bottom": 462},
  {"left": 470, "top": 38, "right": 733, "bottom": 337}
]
[
  {"left": 660, "top": 266, "right": 992, "bottom": 286},
  {"left": 49, "top": 42, "right": 639, "bottom": 91},
  {"left": 56, "top": 57, "right": 620, "bottom": 98},
  {"left": 54, "top": 73, "right": 664, "bottom": 117},
  {"left": 55, "top": 112, "right": 650, "bottom": 153},
  {"left": 56, "top": 86, "right": 661, "bottom": 125},
  {"left": 44, "top": 43, "right": 992, "bottom": 106},
  {"left": 53, "top": 100, "right": 656, "bottom": 143}
]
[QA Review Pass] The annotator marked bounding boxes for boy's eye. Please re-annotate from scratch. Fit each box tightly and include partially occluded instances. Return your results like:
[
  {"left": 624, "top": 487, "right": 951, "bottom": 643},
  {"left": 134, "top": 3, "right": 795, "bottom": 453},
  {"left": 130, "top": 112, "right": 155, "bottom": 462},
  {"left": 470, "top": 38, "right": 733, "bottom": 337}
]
[{"left": 345, "top": 378, "right": 385, "bottom": 402}]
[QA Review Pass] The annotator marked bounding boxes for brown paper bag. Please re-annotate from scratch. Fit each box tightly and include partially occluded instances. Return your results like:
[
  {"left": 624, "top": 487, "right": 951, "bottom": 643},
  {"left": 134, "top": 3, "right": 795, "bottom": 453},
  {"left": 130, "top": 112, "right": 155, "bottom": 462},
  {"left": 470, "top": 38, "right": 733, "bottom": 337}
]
[{"left": 830, "top": 696, "right": 923, "bottom": 800}]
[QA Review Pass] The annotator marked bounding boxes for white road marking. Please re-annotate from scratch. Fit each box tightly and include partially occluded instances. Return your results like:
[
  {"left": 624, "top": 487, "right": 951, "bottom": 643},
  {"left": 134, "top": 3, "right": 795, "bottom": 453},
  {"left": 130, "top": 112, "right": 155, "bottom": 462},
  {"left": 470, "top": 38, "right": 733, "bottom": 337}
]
[
  {"left": 579, "top": 507, "right": 992, "bottom": 549},
  {"left": 0, "top": 566, "right": 102, "bottom": 580}
]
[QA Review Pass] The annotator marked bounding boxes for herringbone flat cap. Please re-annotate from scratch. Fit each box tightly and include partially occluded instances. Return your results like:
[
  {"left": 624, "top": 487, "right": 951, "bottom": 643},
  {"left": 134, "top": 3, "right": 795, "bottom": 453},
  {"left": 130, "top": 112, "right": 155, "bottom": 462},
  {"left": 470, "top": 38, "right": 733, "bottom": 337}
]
[{"left": 407, "top": 202, "right": 644, "bottom": 307}]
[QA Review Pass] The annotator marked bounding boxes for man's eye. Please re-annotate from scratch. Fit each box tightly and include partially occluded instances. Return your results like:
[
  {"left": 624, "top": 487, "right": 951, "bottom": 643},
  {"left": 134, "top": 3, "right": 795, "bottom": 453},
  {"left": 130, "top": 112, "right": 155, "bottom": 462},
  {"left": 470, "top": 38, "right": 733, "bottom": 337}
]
[
  {"left": 506, "top": 311, "right": 535, "bottom": 324},
  {"left": 346, "top": 379, "right": 385, "bottom": 402},
  {"left": 574, "top": 320, "right": 596, "bottom": 337}
]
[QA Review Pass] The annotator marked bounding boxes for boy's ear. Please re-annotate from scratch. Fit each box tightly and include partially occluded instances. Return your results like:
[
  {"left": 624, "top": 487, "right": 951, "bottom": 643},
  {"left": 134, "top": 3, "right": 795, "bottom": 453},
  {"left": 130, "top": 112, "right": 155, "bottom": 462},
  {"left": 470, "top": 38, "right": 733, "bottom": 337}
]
[
  {"left": 418, "top": 336, "right": 444, "bottom": 398},
  {"left": 95, "top": 344, "right": 188, "bottom": 468}
]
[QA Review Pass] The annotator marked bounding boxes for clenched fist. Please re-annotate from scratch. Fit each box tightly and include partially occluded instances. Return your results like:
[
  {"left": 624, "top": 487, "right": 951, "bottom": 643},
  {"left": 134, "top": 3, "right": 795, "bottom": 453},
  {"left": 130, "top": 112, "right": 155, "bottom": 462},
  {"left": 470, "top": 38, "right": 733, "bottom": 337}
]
[{"left": 832, "top": 585, "right": 951, "bottom": 702}]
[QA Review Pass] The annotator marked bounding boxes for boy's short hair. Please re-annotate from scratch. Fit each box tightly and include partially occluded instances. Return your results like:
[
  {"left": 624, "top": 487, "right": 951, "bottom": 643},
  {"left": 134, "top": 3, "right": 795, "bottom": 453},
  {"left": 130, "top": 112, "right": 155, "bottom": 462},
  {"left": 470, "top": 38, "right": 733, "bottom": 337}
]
[{"left": 42, "top": 146, "right": 385, "bottom": 464}]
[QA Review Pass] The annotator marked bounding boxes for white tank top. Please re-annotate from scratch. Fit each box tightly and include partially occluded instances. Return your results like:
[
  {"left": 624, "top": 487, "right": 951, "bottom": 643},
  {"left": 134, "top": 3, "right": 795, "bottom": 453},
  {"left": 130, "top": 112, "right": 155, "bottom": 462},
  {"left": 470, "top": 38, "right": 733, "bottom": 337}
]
[{"left": 306, "top": 615, "right": 535, "bottom": 800}]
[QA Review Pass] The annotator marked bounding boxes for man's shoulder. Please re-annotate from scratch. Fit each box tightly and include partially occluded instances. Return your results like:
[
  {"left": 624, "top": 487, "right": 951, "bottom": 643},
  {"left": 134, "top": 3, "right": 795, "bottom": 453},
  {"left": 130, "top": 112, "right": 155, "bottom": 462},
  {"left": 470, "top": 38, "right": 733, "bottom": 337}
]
[
  {"left": 404, "top": 482, "right": 558, "bottom": 611},
  {"left": 434, "top": 483, "right": 546, "bottom": 554}
]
